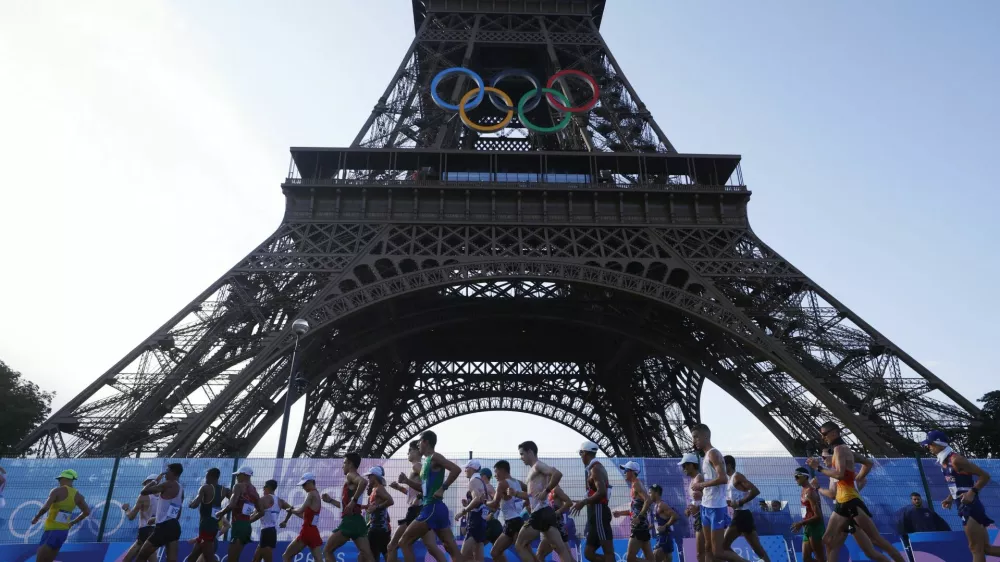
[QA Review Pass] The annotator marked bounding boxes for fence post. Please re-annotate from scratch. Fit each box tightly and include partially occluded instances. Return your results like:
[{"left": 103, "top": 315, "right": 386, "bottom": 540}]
[
  {"left": 914, "top": 452, "right": 935, "bottom": 512},
  {"left": 469, "top": 451, "right": 472, "bottom": 460},
  {"left": 97, "top": 455, "right": 122, "bottom": 542}
]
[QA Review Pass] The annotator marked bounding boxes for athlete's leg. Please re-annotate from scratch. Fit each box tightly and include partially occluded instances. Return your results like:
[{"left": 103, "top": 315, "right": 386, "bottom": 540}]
[
  {"left": 164, "top": 540, "right": 179, "bottom": 562},
  {"left": 122, "top": 541, "right": 142, "bottom": 562},
  {"left": 324, "top": 531, "right": 349, "bottom": 561},
  {"left": 710, "top": 528, "right": 748, "bottom": 562},
  {"left": 722, "top": 525, "right": 740, "bottom": 549},
  {"left": 399, "top": 520, "right": 430, "bottom": 562},
  {"left": 743, "top": 532, "right": 771, "bottom": 562},
  {"left": 850, "top": 528, "right": 890, "bottom": 562},
  {"left": 625, "top": 538, "right": 641, "bottom": 562},
  {"left": 433, "top": 527, "right": 466, "bottom": 562},
  {"left": 515, "top": 523, "right": 542, "bottom": 562},
  {"left": 640, "top": 540, "right": 653, "bottom": 562},
  {"left": 542, "top": 526, "right": 575, "bottom": 562},
  {"left": 354, "top": 536, "right": 377, "bottom": 562},
  {"left": 653, "top": 544, "right": 667, "bottom": 562},
  {"left": 227, "top": 539, "right": 247, "bottom": 562},
  {"left": 387, "top": 524, "right": 408, "bottom": 562},
  {"left": 461, "top": 536, "right": 480, "bottom": 560},
  {"left": 536, "top": 537, "right": 552, "bottom": 561},
  {"left": 188, "top": 541, "right": 205, "bottom": 562},
  {"left": 964, "top": 517, "right": 1000, "bottom": 562},
  {"left": 281, "top": 539, "right": 306, "bottom": 562},
  {"left": 494, "top": 532, "right": 516, "bottom": 562},
  {"left": 422, "top": 530, "right": 448, "bottom": 562},
  {"left": 309, "top": 546, "right": 326, "bottom": 562},
  {"left": 34, "top": 545, "right": 57, "bottom": 562},
  {"left": 695, "top": 530, "right": 706, "bottom": 562},
  {"left": 137, "top": 539, "right": 159, "bottom": 562},
  {"left": 822, "top": 513, "right": 848, "bottom": 561},
  {"left": 853, "top": 512, "right": 904, "bottom": 562}
]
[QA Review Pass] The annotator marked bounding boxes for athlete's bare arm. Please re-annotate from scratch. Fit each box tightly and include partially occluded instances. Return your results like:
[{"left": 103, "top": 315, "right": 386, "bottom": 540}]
[
  {"left": 250, "top": 495, "right": 273, "bottom": 523},
  {"left": 431, "top": 452, "right": 463, "bottom": 497},
  {"left": 584, "top": 463, "right": 608, "bottom": 504},
  {"left": 346, "top": 472, "right": 368, "bottom": 509},
  {"left": 141, "top": 478, "right": 172, "bottom": 497},
  {"left": 634, "top": 479, "right": 652, "bottom": 518},
  {"left": 950, "top": 454, "right": 991, "bottom": 505},
  {"left": 552, "top": 486, "right": 572, "bottom": 515},
  {"left": 122, "top": 494, "right": 148, "bottom": 520},
  {"left": 70, "top": 490, "right": 90, "bottom": 526},
  {"left": 188, "top": 483, "right": 213, "bottom": 508},
  {"left": 735, "top": 473, "right": 761, "bottom": 507},
  {"left": 692, "top": 449, "right": 728, "bottom": 491},
  {"left": 532, "top": 460, "right": 564, "bottom": 493},
  {"left": 487, "top": 479, "right": 508, "bottom": 511},
  {"left": 814, "top": 446, "right": 851, "bottom": 481},
  {"left": 372, "top": 485, "right": 394, "bottom": 509},
  {"left": 321, "top": 492, "right": 342, "bottom": 508},
  {"left": 658, "top": 502, "right": 679, "bottom": 531},
  {"left": 216, "top": 482, "right": 242, "bottom": 519}
]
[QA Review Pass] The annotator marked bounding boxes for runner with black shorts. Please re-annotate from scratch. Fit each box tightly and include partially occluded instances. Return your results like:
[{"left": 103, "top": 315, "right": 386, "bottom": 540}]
[
  {"left": 678, "top": 453, "right": 706, "bottom": 562},
  {"left": 250, "top": 479, "right": 291, "bottom": 562},
  {"left": 121, "top": 474, "right": 159, "bottom": 562},
  {"left": 807, "top": 422, "right": 905, "bottom": 562},
  {"left": 536, "top": 486, "right": 573, "bottom": 562},
  {"left": 388, "top": 441, "right": 447, "bottom": 562},
  {"left": 365, "top": 466, "right": 394, "bottom": 562},
  {"left": 478, "top": 469, "right": 503, "bottom": 547},
  {"left": 137, "top": 464, "right": 184, "bottom": 562},
  {"left": 486, "top": 460, "right": 525, "bottom": 562},
  {"left": 921, "top": 430, "right": 1000, "bottom": 562},
  {"left": 571, "top": 441, "right": 613, "bottom": 562},
  {"left": 612, "top": 461, "right": 653, "bottom": 562},
  {"left": 513, "top": 440, "right": 575, "bottom": 562},
  {"left": 722, "top": 456, "right": 769, "bottom": 562},
  {"left": 811, "top": 449, "right": 881, "bottom": 561}
]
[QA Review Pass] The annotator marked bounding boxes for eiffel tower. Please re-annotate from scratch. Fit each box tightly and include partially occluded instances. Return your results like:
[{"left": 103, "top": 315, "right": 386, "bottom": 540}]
[{"left": 19, "top": 0, "right": 981, "bottom": 459}]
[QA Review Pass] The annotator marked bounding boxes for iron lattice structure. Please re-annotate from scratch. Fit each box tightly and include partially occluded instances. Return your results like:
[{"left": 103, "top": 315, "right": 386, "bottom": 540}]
[{"left": 20, "top": 0, "right": 981, "bottom": 459}]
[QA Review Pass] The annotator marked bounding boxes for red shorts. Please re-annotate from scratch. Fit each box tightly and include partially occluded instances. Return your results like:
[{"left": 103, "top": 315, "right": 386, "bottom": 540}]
[
  {"left": 297, "top": 525, "right": 322, "bottom": 549},
  {"left": 197, "top": 530, "right": 217, "bottom": 543}
]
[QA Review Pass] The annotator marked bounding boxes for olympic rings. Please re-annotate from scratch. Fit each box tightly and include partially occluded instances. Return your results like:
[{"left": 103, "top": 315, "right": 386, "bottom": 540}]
[
  {"left": 431, "top": 67, "right": 485, "bottom": 111},
  {"left": 459, "top": 87, "right": 514, "bottom": 133},
  {"left": 431, "top": 67, "right": 600, "bottom": 133},
  {"left": 519, "top": 88, "right": 572, "bottom": 133}
]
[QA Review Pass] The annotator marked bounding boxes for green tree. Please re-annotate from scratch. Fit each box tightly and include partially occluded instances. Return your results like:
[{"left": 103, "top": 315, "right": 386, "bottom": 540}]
[
  {"left": 0, "top": 360, "right": 54, "bottom": 456},
  {"left": 966, "top": 391, "right": 1000, "bottom": 458}
]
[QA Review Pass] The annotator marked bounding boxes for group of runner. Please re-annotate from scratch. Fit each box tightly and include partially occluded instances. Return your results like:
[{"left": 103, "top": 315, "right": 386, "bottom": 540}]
[{"left": 21, "top": 424, "right": 999, "bottom": 562}]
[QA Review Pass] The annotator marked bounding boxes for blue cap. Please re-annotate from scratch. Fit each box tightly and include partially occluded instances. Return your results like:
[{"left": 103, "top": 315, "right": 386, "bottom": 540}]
[
  {"left": 919, "top": 430, "right": 950, "bottom": 447},
  {"left": 479, "top": 468, "right": 493, "bottom": 479}
]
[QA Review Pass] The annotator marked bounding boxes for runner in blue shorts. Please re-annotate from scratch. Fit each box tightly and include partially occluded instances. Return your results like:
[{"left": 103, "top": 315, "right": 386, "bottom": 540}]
[
  {"left": 648, "top": 484, "right": 679, "bottom": 562},
  {"left": 690, "top": 424, "right": 747, "bottom": 562},
  {"left": 398, "top": 430, "right": 467, "bottom": 562}
]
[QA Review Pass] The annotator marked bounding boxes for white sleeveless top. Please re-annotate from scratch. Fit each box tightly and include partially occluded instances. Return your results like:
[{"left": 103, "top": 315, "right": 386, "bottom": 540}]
[
  {"left": 727, "top": 474, "right": 750, "bottom": 511},
  {"left": 140, "top": 494, "right": 158, "bottom": 527},
  {"left": 700, "top": 450, "right": 726, "bottom": 509},
  {"left": 260, "top": 494, "right": 282, "bottom": 529},
  {"left": 155, "top": 483, "right": 184, "bottom": 522},
  {"left": 501, "top": 478, "right": 525, "bottom": 520}
]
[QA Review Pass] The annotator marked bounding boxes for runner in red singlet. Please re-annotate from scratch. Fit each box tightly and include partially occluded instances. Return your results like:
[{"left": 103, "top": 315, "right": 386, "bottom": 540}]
[{"left": 281, "top": 472, "right": 324, "bottom": 562}]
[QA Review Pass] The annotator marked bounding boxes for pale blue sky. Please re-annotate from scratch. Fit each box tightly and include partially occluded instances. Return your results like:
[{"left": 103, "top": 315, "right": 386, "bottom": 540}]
[{"left": 0, "top": 1, "right": 997, "bottom": 457}]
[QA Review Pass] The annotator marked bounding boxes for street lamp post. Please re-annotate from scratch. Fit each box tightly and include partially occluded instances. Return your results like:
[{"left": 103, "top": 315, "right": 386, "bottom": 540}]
[{"left": 276, "top": 318, "right": 310, "bottom": 458}]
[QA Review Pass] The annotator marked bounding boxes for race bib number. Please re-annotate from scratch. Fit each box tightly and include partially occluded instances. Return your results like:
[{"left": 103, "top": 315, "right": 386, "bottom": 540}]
[
  {"left": 211, "top": 507, "right": 220, "bottom": 517},
  {"left": 242, "top": 502, "right": 255, "bottom": 516},
  {"left": 948, "top": 485, "right": 959, "bottom": 497},
  {"left": 800, "top": 507, "right": 807, "bottom": 518},
  {"left": 166, "top": 504, "right": 180, "bottom": 519},
  {"left": 55, "top": 511, "right": 72, "bottom": 524}
]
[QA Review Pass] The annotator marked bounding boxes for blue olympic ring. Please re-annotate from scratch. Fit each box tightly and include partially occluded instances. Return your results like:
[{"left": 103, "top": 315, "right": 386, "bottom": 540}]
[{"left": 430, "top": 67, "right": 486, "bottom": 112}]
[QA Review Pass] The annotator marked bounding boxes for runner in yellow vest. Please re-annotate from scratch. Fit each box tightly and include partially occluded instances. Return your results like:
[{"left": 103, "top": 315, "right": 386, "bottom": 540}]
[{"left": 30, "top": 469, "right": 91, "bottom": 562}]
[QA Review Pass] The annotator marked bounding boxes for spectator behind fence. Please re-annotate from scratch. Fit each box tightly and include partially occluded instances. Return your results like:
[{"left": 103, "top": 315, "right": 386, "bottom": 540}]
[
  {"left": 756, "top": 500, "right": 792, "bottom": 536},
  {"left": 897, "top": 492, "right": 950, "bottom": 535}
]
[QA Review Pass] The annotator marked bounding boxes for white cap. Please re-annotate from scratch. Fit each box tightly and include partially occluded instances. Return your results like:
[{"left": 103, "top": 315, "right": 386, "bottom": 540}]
[
  {"left": 678, "top": 453, "right": 700, "bottom": 466},
  {"left": 463, "top": 459, "right": 482, "bottom": 471},
  {"left": 619, "top": 461, "right": 641, "bottom": 474},
  {"left": 144, "top": 473, "right": 159, "bottom": 483},
  {"left": 233, "top": 465, "right": 254, "bottom": 477},
  {"left": 363, "top": 466, "right": 386, "bottom": 482},
  {"left": 579, "top": 441, "right": 599, "bottom": 453},
  {"left": 298, "top": 472, "right": 317, "bottom": 485}
]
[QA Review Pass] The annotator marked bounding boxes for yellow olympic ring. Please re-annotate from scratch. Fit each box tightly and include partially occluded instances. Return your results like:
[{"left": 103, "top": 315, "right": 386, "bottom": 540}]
[{"left": 458, "top": 87, "right": 513, "bottom": 133}]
